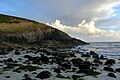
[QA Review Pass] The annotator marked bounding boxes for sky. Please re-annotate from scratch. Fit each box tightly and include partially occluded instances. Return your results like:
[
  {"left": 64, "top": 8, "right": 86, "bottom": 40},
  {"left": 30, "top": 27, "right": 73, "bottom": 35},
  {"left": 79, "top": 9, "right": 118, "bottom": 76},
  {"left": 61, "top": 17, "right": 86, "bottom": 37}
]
[{"left": 0, "top": 0, "right": 120, "bottom": 42}]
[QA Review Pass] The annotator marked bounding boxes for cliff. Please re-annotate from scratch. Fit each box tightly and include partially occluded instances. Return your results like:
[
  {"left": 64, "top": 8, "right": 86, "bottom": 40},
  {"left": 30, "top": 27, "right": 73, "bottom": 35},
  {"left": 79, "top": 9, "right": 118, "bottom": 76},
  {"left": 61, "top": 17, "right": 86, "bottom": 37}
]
[{"left": 0, "top": 14, "right": 88, "bottom": 48}]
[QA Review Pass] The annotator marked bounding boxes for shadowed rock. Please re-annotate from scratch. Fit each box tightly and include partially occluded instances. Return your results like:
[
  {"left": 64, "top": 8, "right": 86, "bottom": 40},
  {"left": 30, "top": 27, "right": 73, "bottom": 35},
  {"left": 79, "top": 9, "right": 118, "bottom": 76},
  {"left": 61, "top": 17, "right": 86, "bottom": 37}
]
[
  {"left": 103, "top": 67, "right": 115, "bottom": 72},
  {"left": 115, "top": 68, "right": 120, "bottom": 72},
  {"left": 36, "top": 71, "right": 51, "bottom": 79},
  {"left": 104, "top": 59, "right": 115, "bottom": 65},
  {"left": 107, "top": 73, "right": 117, "bottom": 78}
]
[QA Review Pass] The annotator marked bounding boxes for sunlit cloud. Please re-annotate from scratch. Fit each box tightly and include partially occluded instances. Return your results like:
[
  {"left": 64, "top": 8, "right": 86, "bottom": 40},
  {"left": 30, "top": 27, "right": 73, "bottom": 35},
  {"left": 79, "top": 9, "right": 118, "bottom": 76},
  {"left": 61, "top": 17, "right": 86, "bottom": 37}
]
[{"left": 47, "top": 20, "right": 120, "bottom": 42}]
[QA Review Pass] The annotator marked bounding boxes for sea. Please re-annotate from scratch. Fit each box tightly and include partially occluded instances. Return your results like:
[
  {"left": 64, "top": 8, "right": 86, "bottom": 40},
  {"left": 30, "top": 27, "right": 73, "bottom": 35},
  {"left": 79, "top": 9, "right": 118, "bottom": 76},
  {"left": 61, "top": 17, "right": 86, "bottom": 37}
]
[{"left": 77, "top": 42, "right": 120, "bottom": 56}]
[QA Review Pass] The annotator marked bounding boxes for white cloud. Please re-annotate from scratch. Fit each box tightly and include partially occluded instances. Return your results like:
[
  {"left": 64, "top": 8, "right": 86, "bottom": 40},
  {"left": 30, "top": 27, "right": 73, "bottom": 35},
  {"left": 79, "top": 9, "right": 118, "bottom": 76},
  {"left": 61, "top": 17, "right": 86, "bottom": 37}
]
[{"left": 47, "top": 20, "right": 120, "bottom": 42}]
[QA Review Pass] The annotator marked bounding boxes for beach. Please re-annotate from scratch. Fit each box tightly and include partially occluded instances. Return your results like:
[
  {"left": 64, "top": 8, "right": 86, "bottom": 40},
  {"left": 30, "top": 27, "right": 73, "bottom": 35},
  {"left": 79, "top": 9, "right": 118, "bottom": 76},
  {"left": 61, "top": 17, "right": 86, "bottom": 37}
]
[{"left": 0, "top": 42, "right": 120, "bottom": 80}]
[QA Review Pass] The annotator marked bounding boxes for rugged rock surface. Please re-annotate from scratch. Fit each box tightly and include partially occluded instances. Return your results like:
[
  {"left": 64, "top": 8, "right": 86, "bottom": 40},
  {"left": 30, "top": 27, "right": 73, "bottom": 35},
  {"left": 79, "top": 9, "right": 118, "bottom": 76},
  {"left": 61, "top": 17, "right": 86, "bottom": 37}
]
[{"left": 0, "top": 14, "right": 88, "bottom": 48}]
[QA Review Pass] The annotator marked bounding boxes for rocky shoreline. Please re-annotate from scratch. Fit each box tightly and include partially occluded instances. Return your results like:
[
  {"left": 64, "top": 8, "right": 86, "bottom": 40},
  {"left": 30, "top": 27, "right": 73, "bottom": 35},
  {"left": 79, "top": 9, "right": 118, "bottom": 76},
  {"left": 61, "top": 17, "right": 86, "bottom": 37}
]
[{"left": 0, "top": 46, "right": 120, "bottom": 80}]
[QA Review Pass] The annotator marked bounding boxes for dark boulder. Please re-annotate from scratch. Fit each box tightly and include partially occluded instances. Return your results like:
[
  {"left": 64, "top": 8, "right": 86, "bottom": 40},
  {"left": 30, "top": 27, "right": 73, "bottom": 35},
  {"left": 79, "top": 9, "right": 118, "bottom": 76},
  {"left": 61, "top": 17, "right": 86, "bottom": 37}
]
[
  {"left": 59, "top": 62, "right": 71, "bottom": 69},
  {"left": 104, "top": 59, "right": 115, "bottom": 65},
  {"left": 24, "top": 55, "right": 33, "bottom": 61},
  {"left": 103, "top": 67, "right": 114, "bottom": 72},
  {"left": 69, "top": 53, "right": 76, "bottom": 57},
  {"left": 5, "top": 76, "right": 10, "bottom": 78},
  {"left": 92, "top": 54, "right": 99, "bottom": 58},
  {"left": 40, "top": 54, "right": 49, "bottom": 63},
  {"left": 115, "top": 68, "right": 120, "bottom": 72},
  {"left": 36, "top": 71, "right": 51, "bottom": 79},
  {"left": 90, "top": 51, "right": 97, "bottom": 55},
  {"left": 70, "top": 58, "right": 83, "bottom": 67},
  {"left": 14, "top": 51, "right": 21, "bottom": 55},
  {"left": 79, "top": 64, "right": 90, "bottom": 70},
  {"left": 107, "top": 73, "right": 117, "bottom": 78},
  {"left": 54, "top": 68, "right": 61, "bottom": 73},
  {"left": 32, "top": 57, "right": 41, "bottom": 64},
  {"left": 4, "top": 58, "right": 14, "bottom": 63},
  {"left": 93, "top": 59, "right": 103, "bottom": 64},
  {"left": 81, "top": 53, "right": 91, "bottom": 57},
  {"left": 78, "top": 61, "right": 91, "bottom": 69}
]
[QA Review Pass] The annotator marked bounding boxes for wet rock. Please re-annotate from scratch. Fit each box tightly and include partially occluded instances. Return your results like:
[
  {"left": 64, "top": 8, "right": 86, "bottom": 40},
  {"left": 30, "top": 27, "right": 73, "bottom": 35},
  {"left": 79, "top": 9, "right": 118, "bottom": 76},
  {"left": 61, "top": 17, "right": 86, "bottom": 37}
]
[
  {"left": 104, "top": 59, "right": 115, "bottom": 65},
  {"left": 14, "top": 51, "right": 21, "bottom": 55},
  {"left": 36, "top": 71, "right": 51, "bottom": 79},
  {"left": 81, "top": 53, "right": 91, "bottom": 57},
  {"left": 56, "top": 56, "right": 66, "bottom": 63},
  {"left": 70, "top": 58, "right": 83, "bottom": 67},
  {"left": 69, "top": 53, "right": 76, "bottom": 57},
  {"left": 4, "top": 58, "right": 14, "bottom": 63},
  {"left": 107, "top": 73, "right": 117, "bottom": 78},
  {"left": 92, "top": 54, "right": 99, "bottom": 58},
  {"left": 0, "top": 60, "right": 3, "bottom": 63},
  {"left": 103, "top": 67, "right": 114, "bottom": 72},
  {"left": 115, "top": 68, "right": 120, "bottom": 72},
  {"left": 79, "top": 64, "right": 90, "bottom": 70},
  {"left": 24, "top": 55, "right": 33, "bottom": 60},
  {"left": 90, "top": 51, "right": 97, "bottom": 55},
  {"left": 32, "top": 57, "right": 41, "bottom": 64},
  {"left": 60, "top": 62, "right": 71, "bottom": 69},
  {"left": 52, "top": 52, "right": 59, "bottom": 56},
  {"left": 71, "top": 67, "right": 77, "bottom": 72},
  {"left": 5, "top": 76, "right": 10, "bottom": 78},
  {"left": 79, "top": 61, "right": 91, "bottom": 70},
  {"left": 93, "top": 59, "right": 103, "bottom": 64},
  {"left": 40, "top": 54, "right": 49, "bottom": 64},
  {"left": 54, "top": 68, "right": 61, "bottom": 73},
  {"left": 18, "top": 58, "right": 22, "bottom": 60}
]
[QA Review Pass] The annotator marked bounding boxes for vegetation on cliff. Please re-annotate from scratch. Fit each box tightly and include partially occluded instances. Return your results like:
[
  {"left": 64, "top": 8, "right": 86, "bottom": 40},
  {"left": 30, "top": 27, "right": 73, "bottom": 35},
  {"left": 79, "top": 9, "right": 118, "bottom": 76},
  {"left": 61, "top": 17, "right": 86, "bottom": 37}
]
[{"left": 0, "top": 14, "right": 88, "bottom": 48}]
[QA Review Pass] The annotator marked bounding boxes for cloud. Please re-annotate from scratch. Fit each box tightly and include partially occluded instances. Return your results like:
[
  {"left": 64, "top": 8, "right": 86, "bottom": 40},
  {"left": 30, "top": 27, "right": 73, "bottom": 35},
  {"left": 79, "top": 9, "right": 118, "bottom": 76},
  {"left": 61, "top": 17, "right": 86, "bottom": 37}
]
[
  {"left": 31, "top": 0, "right": 120, "bottom": 26},
  {"left": 47, "top": 20, "right": 120, "bottom": 42}
]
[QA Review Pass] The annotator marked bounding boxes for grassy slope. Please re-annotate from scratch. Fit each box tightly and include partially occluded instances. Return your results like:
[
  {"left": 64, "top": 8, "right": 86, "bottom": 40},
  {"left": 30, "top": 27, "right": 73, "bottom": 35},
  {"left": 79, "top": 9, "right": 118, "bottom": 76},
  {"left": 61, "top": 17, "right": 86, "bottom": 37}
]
[{"left": 0, "top": 14, "right": 52, "bottom": 33}]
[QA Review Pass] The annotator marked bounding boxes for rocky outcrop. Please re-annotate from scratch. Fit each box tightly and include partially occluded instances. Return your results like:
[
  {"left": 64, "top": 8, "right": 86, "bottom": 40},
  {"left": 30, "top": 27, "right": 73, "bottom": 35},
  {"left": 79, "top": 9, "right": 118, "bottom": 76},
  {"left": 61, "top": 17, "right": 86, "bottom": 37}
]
[{"left": 0, "top": 14, "right": 88, "bottom": 48}]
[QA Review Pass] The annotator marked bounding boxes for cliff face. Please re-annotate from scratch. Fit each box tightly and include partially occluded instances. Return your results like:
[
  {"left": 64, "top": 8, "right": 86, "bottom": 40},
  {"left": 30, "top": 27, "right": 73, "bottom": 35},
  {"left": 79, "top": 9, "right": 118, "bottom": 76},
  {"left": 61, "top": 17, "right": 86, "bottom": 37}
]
[{"left": 0, "top": 14, "right": 88, "bottom": 48}]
